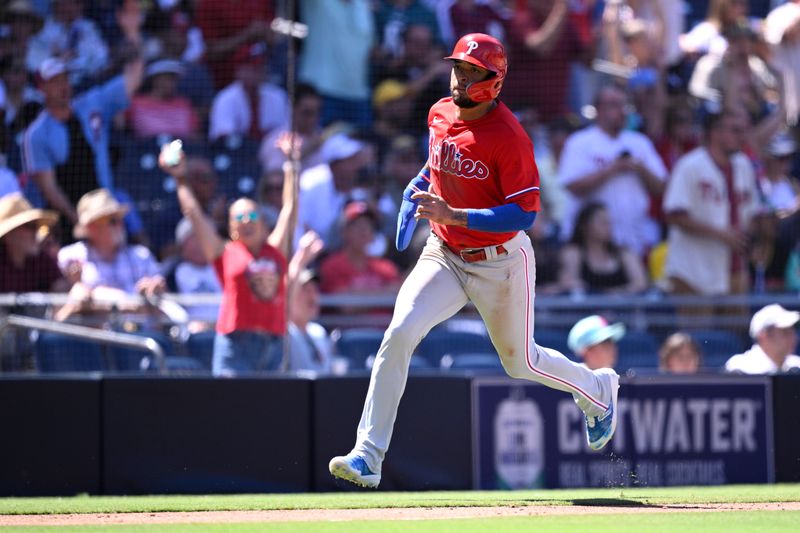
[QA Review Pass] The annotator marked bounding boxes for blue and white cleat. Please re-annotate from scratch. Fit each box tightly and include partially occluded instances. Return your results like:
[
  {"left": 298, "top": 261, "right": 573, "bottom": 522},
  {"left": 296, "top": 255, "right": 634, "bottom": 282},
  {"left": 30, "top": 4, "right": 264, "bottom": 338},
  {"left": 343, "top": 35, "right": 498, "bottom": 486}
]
[
  {"left": 329, "top": 453, "right": 381, "bottom": 488},
  {"left": 586, "top": 369, "right": 620, "bottom": 451}
]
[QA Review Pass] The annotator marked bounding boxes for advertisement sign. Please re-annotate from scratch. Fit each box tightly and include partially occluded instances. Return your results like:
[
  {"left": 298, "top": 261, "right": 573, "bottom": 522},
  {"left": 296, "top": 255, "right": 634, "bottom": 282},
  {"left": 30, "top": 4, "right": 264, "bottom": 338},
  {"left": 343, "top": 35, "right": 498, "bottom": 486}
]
[{"left": 472, "top": 376, "right": 774, "bottom": 489}]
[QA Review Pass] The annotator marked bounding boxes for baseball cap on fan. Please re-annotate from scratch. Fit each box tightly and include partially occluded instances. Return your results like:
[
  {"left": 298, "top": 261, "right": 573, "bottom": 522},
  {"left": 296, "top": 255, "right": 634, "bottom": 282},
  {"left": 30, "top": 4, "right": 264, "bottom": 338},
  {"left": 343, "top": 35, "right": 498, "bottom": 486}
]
[
  {"left": 37, "top": 57, "right": 68, "bottom": 82},
  {"left": 343, "top": 200, "right": 379, "bottom": 227},
  {"left": 766, "top": 132, "right": 796, "bottom": 158},
  {"left": 749, "top": 304, "right": 800, "bottom": 338},
  {"left": 567, "top": 315, "right": 626, "bottom": 355},
  {"left": 320, "top": 133, "right": 365, "bottom": 163}
]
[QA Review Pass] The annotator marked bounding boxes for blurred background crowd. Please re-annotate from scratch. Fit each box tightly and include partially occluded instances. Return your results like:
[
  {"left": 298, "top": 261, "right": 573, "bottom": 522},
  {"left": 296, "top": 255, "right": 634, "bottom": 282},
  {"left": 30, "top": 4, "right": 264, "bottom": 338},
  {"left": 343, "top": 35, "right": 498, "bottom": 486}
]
[{"left": 1, "top": 0, "right": 799, "bottom": 377}]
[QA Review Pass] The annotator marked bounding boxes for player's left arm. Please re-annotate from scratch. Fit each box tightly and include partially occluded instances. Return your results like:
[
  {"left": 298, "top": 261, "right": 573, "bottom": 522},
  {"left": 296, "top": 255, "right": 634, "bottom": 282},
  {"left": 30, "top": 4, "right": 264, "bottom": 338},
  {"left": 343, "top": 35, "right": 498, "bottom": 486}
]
[{"left": 412, "top": 192, "right": 536, "bottom": 231}]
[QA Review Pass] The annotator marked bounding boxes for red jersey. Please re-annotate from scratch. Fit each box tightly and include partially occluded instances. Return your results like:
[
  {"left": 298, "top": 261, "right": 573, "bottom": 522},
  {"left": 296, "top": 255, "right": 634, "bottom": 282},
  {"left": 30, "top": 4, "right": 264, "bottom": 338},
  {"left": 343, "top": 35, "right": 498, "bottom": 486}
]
[
  {"left": 427, "top": 98, "right": 540, "bottom": 251},
  {"left": 318, "top": 252, "right": 400, "bottom": 294},
  {"left": 213, "top": 240, "right": 287, "bottom": 335}
]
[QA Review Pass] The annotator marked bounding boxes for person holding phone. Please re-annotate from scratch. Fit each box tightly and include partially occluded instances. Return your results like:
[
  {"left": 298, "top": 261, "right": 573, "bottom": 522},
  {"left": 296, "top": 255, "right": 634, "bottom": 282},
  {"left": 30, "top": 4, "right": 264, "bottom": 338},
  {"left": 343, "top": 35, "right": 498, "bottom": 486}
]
[
  {"left": 159, "top": 137, "right": 300, "bottom": 376},
  {"left": 559, "top": 84, "right": 667, "bottom": 256}
]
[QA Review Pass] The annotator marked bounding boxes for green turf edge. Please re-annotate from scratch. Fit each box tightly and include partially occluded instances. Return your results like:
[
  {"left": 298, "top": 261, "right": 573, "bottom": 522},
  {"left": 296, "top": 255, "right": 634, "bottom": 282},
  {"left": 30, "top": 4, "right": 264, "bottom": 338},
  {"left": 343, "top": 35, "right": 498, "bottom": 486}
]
[
  {"left": 2, "top": 511, "right": 800, "bottom": 533},
  {"left": 0, "top": 484, "right": 798, "bottom": 515}
]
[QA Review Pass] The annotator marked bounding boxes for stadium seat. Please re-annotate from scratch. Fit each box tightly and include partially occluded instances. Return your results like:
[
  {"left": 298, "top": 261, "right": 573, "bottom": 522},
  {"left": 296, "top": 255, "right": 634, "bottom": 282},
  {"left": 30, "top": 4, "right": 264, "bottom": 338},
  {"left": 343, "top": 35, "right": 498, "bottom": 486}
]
[
  {"left": 616, "top": 330, "right": 659, "bottom": 372},
  {"left": 533, "top": 329, "right": 571, "bottom": 358},
  {"left": 163, "top": 355, "right": 209, "bottom": 373},
  {"left": 186, "top": 330, "right": 216, "bottom": 370},
  {"left": 108, "top": 331, "right": 175, "bottom": 373},
  {"left": 208, "top": 135, "right": 261, "bottom": 199},
  {"left": 35, "top": 333, "right": 105, "bottom": 373},
  {"left": 416, "top": 328, "right": 495, "bottom": 366},
  {"left": 333, "top": 328, "right": 386, "bottom": 370},
  {"left": 689, "top": 329, "right": 746, "bottom": 369},
  {"left": 114, "top": 138, "right": 176, "bottom": 214},
  {"left": 441, "top": 352, "right": 505, "bottom": 373}
]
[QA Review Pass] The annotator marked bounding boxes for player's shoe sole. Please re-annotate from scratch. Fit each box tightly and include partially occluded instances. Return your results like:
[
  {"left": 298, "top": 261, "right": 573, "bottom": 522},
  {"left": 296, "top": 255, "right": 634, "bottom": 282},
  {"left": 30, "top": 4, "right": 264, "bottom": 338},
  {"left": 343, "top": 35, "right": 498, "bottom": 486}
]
[
  {"left": 329, "top": 453, "right": 381, "bottom": 488},
  {"left": 586, "top": 369, "right": 620, "bottom": 451}
]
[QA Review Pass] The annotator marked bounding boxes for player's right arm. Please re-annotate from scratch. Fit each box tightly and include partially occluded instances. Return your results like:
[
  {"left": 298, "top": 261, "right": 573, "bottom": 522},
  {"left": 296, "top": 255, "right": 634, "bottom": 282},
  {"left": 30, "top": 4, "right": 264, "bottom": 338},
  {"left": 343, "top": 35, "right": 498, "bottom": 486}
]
[
  {"left": 395, "top": 164, "right": 431, "bottom": 251},
  {"left": 158, "top": 143, "right": 225, "bottom": 262}
]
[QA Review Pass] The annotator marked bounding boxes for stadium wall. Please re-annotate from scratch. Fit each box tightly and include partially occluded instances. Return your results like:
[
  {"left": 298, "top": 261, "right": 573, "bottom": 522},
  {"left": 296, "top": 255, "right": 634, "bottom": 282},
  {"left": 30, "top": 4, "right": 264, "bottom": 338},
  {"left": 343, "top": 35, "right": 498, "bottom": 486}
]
[{"left": 0, "top": 374, "right": 797, "bottom": 495}]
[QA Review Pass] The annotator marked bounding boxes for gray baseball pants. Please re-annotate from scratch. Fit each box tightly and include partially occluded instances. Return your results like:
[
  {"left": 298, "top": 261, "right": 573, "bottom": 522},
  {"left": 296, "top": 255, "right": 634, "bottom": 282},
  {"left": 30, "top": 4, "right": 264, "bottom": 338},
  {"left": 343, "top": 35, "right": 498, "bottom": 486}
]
[{"left": 352, "top": 231, "right": 617, "bottom": 473}]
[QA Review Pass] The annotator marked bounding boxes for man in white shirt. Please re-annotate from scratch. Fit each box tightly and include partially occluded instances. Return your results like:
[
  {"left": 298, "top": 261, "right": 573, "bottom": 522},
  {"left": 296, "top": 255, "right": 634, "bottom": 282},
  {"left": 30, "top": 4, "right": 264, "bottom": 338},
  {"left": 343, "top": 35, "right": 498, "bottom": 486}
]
[
  {"left": 663, "top": 109, "right": 762, "bottom": 296},
  {"left": 725, "top": 304, "right": 800, "bottom": 374},
  {"left": 764, "top": 0, "right": 800, "bottom": 127},
  {"left": 559, "top": 84, "right": 667, "bottom": 255},
  {"left": 296, "top": 133, "right": 371, "bottom": 247},
  {"left": 208, "top": 45, "right": 289, "bottom": 141}
]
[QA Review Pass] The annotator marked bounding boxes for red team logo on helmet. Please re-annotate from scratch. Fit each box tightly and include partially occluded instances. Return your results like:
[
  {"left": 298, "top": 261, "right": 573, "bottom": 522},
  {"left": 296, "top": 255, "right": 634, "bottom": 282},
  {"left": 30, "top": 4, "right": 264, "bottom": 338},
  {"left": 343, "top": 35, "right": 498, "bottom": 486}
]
[{"left": 444, "top": 33, "right": 507, "bottom": 102}]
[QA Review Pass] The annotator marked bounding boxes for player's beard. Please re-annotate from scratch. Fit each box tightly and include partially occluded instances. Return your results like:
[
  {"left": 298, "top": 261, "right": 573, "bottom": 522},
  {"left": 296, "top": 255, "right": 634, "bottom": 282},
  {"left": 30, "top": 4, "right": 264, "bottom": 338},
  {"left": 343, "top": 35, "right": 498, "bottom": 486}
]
[{"left": 451, "top": 87, "right": 480, "bottom": 109}]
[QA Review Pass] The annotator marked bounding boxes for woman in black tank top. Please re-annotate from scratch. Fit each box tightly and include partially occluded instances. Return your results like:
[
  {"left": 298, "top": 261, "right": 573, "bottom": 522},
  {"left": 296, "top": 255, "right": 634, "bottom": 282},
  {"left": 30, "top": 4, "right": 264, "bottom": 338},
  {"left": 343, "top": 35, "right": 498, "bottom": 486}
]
[{"left": 559, "top": 202, "right": 649, "bottom": 294}]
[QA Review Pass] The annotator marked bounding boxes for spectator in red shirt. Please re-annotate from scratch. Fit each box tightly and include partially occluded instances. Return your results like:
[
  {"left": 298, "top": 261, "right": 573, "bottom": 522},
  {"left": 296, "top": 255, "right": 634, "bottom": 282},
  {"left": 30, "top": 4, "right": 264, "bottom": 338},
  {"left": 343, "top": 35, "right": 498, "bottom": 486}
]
[
  {"left": 127, "top": 59, "right": 200, "bottom": 139},
  {"left": 0, "top": 193, "right": 65, "bottom": 293},
  {"left": 160, "top": 137, "right": 298, "bottom": 376},
  {"left": 195, "top": 0, "right": 274, "bottom": 89},
  {"left": 319, "top": 201, "right": 401, "bottom": 295}
]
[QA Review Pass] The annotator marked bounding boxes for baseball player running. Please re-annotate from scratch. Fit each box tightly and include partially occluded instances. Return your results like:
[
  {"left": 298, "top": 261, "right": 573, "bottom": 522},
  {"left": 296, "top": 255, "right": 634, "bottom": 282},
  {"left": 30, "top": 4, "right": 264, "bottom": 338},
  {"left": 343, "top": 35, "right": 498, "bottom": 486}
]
[{"left": 330, "top": 33, "right": 619, "bottom": 488}]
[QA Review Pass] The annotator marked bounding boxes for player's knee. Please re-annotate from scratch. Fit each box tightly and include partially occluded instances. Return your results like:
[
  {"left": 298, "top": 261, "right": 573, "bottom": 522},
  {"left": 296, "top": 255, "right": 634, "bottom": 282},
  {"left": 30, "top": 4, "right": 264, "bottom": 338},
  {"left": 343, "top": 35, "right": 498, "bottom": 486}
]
[{"left": 383, "top": 322, "right": 424, "bottom": 354}]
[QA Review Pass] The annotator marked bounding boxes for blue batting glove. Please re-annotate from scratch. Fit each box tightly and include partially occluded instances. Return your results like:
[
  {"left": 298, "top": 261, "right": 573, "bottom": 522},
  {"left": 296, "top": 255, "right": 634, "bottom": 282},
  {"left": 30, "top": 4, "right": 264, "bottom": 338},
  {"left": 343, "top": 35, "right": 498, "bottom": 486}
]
[{"left": 395, "top": 169, "right": 430, "bottom": 251}]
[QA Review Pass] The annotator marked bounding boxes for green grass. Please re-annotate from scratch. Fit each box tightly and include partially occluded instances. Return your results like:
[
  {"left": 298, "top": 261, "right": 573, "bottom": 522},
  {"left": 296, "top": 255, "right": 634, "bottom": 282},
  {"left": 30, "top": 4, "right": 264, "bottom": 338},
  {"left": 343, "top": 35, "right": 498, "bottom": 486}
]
[
  {"left": 2, "top": 512, "right": 800, "bottom": 532},
  {"left": 0, "top": 484, "right": 798, "bottom": 515}
]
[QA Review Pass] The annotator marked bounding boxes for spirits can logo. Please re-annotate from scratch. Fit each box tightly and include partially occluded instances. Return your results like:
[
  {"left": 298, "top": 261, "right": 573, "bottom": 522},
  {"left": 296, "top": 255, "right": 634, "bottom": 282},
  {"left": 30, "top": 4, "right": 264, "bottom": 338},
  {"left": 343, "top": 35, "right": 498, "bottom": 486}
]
[{"left": 494, "top": 388, "right": 545, "bottom": 489}]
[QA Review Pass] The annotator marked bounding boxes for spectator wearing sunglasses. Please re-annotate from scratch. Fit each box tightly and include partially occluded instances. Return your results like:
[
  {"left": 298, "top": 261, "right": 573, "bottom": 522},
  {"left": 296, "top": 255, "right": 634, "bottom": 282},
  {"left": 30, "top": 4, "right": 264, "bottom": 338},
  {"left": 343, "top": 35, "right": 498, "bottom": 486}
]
[
  {"left": 55, "top": 188, "right": 164, "bottom": 320},
  {"left": 160, "top": 138, "right": 299, "bottom": 376}
]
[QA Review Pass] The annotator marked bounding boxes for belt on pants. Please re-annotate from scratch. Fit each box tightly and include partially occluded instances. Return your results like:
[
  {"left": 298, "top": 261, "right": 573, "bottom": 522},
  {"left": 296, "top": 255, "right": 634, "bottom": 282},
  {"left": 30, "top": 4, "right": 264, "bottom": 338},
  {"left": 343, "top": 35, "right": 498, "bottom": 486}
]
[{"left": 459, "top": 244, "right": 508, "bottom": 263}]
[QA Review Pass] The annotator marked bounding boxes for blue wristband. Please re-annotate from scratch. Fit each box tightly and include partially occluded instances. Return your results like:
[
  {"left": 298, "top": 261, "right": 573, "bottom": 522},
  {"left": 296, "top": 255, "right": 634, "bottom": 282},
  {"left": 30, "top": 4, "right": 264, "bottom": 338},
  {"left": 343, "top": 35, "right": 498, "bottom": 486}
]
[{"left": 466, "top": 204, "right": 537, "bottom": 232}]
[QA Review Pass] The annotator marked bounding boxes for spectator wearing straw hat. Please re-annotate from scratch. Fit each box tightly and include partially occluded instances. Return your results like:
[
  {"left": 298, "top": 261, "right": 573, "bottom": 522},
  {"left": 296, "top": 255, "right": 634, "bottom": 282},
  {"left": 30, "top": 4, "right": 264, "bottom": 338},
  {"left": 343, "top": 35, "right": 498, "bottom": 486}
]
[
  {"left": 0, "top": 192, "right": 64, "bottom": 292},
  {"left": 725, "top": 304, "right": 800, "bottom": 374},
  {"left": 55, "top": 188, "right": 164, "bottom": 319},
  {"left": 567, "top": 315, "right": 626, "bottom": 370}
]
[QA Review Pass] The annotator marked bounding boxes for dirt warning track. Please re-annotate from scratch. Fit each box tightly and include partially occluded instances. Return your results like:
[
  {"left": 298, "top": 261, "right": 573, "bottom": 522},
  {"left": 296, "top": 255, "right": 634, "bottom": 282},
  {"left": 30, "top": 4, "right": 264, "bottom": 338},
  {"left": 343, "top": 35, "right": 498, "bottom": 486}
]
[{"left": 2, "top": 501, "right": 799, "bottom": 526}]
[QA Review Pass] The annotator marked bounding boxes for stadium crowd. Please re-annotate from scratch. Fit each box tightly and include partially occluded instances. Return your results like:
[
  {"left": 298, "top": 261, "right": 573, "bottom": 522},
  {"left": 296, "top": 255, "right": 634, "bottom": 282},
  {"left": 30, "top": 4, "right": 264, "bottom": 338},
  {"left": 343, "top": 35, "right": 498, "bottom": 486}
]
[{"left": 0, "top": 0, "right": 799, "bottom": 375}]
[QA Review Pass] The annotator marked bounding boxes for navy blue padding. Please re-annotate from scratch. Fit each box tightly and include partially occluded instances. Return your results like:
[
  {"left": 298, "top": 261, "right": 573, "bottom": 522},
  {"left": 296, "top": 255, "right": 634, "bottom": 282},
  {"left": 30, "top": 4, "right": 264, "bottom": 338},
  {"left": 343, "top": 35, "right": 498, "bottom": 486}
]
[
  {"left": 416, "top": 329, "right": 496, "bottom": 366},
  {"left": 533, "top": 329, "right": 572, "bottom": 359},
  {"left": 35, "top": 333, "right": 105, "bottom": 372},
  {"left": 689, "top": 329, "right": 746, "bottom": 368},
  {"left": 186, "top": 330, "right": 216, "bottom": 370},
  {"left": 333, "top": 328, "right": 386, "bottom": 369},
  {"left": 443, "top": 352, "right": 505, "bottom": 373}
]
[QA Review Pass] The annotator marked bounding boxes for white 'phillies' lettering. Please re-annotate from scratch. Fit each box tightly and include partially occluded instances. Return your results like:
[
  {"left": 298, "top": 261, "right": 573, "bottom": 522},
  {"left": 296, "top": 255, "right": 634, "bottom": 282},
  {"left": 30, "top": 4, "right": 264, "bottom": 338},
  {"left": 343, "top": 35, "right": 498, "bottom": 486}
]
[
  {"left": 466, "top": 40, "right": 479, "bottom": 54},
  {"left": 428, "top": 134, "right": 490, "bottom": 180}
]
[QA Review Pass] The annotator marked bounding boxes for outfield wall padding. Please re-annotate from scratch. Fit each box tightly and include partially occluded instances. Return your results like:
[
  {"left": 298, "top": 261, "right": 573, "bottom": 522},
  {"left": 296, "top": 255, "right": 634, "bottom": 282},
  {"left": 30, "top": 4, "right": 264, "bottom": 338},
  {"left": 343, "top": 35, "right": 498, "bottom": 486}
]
[
  {"left": 772, "top": 374, "right": 800, "bottom": 482},
  {"left": 0, "top": 376, "right": 101, "bottom": 496},
  {"left": 101, "top": 376, "right": 313, "bottom": 494},
  {"left": 313, "top": 374, "right": 473, "bottom": 491}
]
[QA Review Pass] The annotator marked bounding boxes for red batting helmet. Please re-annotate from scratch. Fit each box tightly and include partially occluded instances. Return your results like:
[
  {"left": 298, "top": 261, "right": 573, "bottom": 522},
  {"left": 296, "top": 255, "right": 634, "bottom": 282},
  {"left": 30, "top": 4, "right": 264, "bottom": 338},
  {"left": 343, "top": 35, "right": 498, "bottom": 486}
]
[{"left": 444, "top": 33, "right": 507, "bottom": 102}]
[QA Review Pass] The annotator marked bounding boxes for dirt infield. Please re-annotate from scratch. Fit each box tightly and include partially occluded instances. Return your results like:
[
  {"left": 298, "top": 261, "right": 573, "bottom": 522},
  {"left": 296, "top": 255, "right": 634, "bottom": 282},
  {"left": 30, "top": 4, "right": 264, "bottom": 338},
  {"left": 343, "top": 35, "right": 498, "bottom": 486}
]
[{"left": 2, "top": 502, "right": 799, "bottom": 526}]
